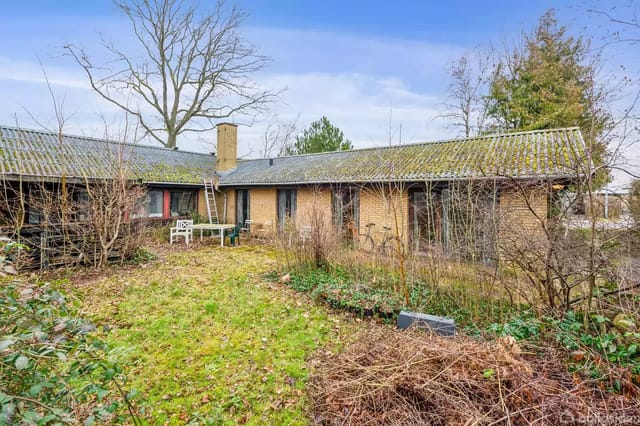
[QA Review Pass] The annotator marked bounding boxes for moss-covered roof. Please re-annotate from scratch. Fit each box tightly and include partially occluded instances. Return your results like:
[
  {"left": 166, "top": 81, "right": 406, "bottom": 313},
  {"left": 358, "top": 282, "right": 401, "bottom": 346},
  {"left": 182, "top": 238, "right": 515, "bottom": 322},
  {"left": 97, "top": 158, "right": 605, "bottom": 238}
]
[
  {"left": 0, "top": 126, "right": 216, "bottom": 185},
  {"left": 219, "top": 127, "right": 586, "bottom": 186},
  {"left": 0, "top": 126, "right": 586, "bottom": 187}
]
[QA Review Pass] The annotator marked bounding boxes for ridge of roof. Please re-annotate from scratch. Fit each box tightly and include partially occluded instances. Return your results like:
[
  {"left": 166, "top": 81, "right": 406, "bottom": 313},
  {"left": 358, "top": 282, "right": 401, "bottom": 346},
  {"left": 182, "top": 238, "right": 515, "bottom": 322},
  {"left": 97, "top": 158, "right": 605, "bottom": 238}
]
[
  {"left": 0, "top": 124, "right": 216, "bottom": 158},
  {"left": 236, "top": 127, "right": 582, "bottom": 163}
]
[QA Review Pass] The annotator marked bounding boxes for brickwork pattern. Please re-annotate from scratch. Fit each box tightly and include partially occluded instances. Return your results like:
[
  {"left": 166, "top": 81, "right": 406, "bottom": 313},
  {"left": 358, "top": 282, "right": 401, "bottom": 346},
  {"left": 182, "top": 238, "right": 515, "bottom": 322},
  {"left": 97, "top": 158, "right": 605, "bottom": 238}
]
[
  {"left": 359, "top": 186, "right": 409, "bottom": 246},
  {"left": 499, "top": 187, "right": 547, "bottom": 234},
  {"left": 249, "top": 188, "right": 277, "bottom": 227},
  {"left": 217, "top": 184, "right": 547, "bottom": 252},
  {"left": 224, "top": 190, "right": 236, "bottom": 224},
  {"left": 216, "top": 123, "right": 238, "bottom": 172},
  {"left": 498, "top": 186, "right": 549, "bottom": 260},
  {"left": 296, "top": 187, "right": 332, "bottom": 229}
]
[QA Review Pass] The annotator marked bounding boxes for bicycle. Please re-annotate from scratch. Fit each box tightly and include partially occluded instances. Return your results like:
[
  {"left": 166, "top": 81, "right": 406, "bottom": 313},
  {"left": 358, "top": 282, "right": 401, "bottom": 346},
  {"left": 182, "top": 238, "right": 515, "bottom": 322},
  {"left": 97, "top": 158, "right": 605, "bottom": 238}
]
[
  {"left": 358, "top": 223, "right": 376, "bottom": 252},
  {"left": 358, "top": 223, "right": 405, "bottom": 255}
]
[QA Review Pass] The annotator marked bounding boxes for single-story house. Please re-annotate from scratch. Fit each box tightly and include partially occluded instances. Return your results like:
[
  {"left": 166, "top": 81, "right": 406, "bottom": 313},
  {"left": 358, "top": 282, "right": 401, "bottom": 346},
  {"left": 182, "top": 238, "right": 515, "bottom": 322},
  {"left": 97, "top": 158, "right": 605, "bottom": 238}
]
[
  {"left": 214, "top": 123, "right": 586, "bottom": 255},
  {"left": 0, "top": 123, "right": 587, "bottom": 264},
  {"left": 0, "top": 125, "right": 216, "bottom": 223}
]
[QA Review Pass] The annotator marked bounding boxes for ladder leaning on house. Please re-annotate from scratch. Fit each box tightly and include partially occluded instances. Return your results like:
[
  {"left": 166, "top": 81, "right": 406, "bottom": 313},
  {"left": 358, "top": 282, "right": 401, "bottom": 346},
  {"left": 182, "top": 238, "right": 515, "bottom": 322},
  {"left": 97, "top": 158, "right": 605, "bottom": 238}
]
[{"left": 203, "top": 179, "right": 220, "bottom": 224}]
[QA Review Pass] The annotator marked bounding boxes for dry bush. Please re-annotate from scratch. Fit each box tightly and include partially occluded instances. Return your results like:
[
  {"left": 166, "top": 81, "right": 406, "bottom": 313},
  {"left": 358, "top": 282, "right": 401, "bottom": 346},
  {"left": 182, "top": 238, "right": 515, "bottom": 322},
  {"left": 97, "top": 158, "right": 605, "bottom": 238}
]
[
  {"left": 272, "top": 188, "right": 341, "bottom": 269},
  {"left": 0, "top": 151, "right": 148, "bottom": 270},
  {"left": 299, "top": 193, "right": 340, "bottom": 267},
  {"left": 309, "top": 326, "right": 640, "bottom": 426},
  {"left": 84, "top": 175, "right": 147, "bottom": 267}
]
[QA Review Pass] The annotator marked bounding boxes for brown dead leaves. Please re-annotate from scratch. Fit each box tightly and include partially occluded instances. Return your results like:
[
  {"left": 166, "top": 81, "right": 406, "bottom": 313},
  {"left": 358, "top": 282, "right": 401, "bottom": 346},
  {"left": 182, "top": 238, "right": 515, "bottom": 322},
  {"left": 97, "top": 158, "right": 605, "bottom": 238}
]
[{"left": 308, "top": 326, "right": 640, "bottom": 425}]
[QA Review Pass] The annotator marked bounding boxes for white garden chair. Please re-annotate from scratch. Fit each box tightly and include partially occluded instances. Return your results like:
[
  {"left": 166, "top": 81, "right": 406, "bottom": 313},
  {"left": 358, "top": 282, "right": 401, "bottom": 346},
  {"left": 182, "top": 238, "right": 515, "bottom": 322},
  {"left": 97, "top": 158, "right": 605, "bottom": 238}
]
[
  {"left": 241, "top": 219, "right": 253, "bottom": 237},
  {"left": 170, "top": 219, "right": 193, "bottom": 245}
]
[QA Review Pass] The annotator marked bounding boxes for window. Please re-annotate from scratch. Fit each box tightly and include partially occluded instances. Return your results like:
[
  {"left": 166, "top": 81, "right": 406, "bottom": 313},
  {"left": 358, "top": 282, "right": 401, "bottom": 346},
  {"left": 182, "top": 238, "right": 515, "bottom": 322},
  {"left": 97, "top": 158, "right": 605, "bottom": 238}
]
[
  {"left": 147, "top": 190, "right": 164, "bottom": 218},
  {"left": 236, "top": 189, "right": 250, "bottom": 225},
  {"left": 410, "top": 185, "right": 498, "bottom": 262},
  {"left": 277, "top": 189, "right": 297, "bottom": 227},
  {"left": 332, "top": 188, "right": 359, "bottom": 239},
  {"left": 410, "top": 189, "right": 445, "bottom": 251},
  {"left": 131, "top": 189, "right": 195, "bottom": 219},
  {"left": 27, "top": 188, "right": 43, "bottom": 225},
  {"left": 75, "top": 189, "right": 90, "bottom": 221},
  {"left": 169, "top": 191, "right": 196, "bottom": 217}
]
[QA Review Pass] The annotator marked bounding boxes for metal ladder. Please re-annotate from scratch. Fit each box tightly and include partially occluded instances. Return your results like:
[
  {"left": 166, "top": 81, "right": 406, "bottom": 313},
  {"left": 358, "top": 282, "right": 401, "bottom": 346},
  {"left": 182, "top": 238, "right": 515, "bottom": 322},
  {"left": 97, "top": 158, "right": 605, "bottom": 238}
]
[{"left": 203, "top": 179, "right": 220, "bottom": 224}]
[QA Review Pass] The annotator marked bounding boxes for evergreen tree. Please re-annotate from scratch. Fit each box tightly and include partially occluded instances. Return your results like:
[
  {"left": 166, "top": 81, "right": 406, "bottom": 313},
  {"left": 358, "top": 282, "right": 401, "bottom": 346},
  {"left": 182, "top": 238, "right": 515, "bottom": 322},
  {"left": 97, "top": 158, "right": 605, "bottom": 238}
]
[
  {"left": 489, "top": 10, "right": 601, "bottom": 131},
  {"left": 487, "top": 9, "right": 611, "bottom": 184},
  {"left": 288, "top": 117, "right": 353, "bottom": 155}
]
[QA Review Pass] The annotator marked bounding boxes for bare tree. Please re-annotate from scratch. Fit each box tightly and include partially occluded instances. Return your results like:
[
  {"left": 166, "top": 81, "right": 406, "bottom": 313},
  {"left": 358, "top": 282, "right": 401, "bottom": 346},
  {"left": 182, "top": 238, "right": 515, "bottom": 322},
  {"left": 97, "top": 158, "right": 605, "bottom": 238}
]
[
  {"left": 439, "top": 47, "right": 494, "bottom": 137},
  {"left": 259, "top": 115, "right": 298, "bottom": 158},
  {"left": 65, "top": 0, "right": 275, "bottom": 149},
  {"left": 83, "top": 147, "right": 147, "bottom": 268}
]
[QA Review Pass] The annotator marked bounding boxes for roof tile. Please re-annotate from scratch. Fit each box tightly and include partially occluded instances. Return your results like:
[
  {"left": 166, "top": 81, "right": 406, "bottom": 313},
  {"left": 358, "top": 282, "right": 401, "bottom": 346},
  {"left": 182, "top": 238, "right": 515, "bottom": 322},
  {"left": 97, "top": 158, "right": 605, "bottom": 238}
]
[
  {"left": 219, "top": 127, "right": 586, "bottom": 186},
  {"left": 0, "top": 126, "right": 216, "bottom": 184}
]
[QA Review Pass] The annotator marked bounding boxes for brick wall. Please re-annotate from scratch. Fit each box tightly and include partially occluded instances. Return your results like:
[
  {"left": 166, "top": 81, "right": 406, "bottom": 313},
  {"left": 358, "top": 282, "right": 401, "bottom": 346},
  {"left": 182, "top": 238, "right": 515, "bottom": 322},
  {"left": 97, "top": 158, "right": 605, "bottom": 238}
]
[
  {"left": 359, "top": 185, "right": 409, "bottom": 246},
  {"left": 196, "top": 189, "right": 207, "bottom": 218},
  {"left": 213, "top": 183, "right": 547, "bottom": 251},
  {"left": 216, "top": 188, "right": 277, "bottom": 228},
  {"left": 225, "top": 190, "right": 236, "bottom": 224},
  {"left": 249, "top": 188, "right": 277, "bottom": 227},
  {"left": 197, "top": 188, "right": 232, "bottom": 224},
  {"left": 498, "top": 185, "right": 548, "bottom": 254},
  {"left": 499, "top": 186, "right": 547, "bottom": 233},
  {"left": 295, "top": 186, "right": 332, "bottom": 229}
]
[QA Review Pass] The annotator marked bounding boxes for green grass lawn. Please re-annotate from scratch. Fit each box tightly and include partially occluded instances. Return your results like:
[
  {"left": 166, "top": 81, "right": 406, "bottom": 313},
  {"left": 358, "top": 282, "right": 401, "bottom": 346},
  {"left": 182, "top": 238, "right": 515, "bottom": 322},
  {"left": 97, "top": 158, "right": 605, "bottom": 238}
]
[{"left": 78, "top": 245, "right": 354, "bottom": 425}]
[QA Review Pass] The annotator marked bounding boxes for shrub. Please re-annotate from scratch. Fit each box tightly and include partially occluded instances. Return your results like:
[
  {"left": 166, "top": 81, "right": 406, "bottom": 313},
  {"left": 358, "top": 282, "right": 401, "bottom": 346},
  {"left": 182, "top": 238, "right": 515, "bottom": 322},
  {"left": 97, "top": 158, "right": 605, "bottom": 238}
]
[
  {"left": 489, "top": 310, "right": 640, "bottom": 384},
  {"left": 0, "top": 280, "right": 141, "bottom": 424},
  {"left": 128, "top": 246, "right": 158, "bottom": 264}
]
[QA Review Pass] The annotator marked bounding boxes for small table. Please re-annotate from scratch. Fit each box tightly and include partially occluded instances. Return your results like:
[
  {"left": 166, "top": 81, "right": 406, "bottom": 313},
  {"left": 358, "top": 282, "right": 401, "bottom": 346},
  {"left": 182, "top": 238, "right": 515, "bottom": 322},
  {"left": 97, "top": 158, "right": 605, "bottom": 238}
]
[{"left": 191, "top": 223, "right": 236, "bottom": 247}]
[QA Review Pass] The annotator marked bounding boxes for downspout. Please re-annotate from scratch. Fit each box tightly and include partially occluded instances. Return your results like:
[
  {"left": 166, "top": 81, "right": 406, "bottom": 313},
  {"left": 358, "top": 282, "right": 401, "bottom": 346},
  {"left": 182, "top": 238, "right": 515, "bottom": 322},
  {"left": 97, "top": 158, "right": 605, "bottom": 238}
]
[{"left": 223, "top": 192, "right": 228, "bottom": 223}]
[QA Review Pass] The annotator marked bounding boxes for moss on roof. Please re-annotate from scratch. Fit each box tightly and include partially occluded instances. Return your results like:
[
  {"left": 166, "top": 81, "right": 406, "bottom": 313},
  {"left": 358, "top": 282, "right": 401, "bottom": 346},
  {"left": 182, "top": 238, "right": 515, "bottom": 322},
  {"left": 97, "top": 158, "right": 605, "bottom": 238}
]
[
  {"left": 0, "top": 125, "right": 587, "bottom": 187},
  {"left": 218, "top": 127, "right": 587, "bottom": 186},
  {"left": 0, "top": 126, "right": 216, "bottom": 184}
]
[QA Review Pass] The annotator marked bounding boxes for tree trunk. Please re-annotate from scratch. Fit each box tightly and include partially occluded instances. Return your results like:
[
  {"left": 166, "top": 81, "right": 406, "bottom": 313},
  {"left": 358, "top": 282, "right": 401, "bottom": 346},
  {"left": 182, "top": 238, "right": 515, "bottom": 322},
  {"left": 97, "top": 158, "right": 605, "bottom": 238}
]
[{"left": 166, "top": 132, "right": 177, "bottom": 149}]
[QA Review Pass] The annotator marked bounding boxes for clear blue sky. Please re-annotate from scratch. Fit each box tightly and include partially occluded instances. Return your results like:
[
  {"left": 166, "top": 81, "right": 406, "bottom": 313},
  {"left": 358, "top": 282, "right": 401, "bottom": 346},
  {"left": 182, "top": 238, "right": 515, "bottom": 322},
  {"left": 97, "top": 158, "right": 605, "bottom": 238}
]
[
  {"left": 0, "top": 0, "right": 579, "bottom": 38},
  {"left": 0, "top": 0, "right": 636, "bottom": 188}
]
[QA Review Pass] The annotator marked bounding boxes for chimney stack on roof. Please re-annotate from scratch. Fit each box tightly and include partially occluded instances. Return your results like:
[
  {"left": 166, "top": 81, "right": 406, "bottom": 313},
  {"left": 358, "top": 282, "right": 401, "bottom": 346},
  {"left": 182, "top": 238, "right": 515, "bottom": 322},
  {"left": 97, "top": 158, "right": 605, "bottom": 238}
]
[{"left": 216, "top": 123, "right": 238, "bottom": 172}]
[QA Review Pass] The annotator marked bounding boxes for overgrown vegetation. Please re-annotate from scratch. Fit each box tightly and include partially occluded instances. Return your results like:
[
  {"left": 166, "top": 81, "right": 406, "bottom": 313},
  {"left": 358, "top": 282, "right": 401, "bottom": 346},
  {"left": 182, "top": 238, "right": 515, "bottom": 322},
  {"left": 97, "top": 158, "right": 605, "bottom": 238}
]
[
  {"left": 0, "top": 142, "right": 149, "bottom": 271},
  {"left": 308, "top": 327, "right": 640, "bottom": 425},
  {"left": 271, "top": 176, "right": 640, "bottom": 391},
  {"left": 490, "top": 310, "right": 640, "bottom": 385},
  {"left": 278, "top": 232, "right": 640, "bottom": 381},
  {"left": 280, "top": 267, "right": 513, "bottom": 331}
]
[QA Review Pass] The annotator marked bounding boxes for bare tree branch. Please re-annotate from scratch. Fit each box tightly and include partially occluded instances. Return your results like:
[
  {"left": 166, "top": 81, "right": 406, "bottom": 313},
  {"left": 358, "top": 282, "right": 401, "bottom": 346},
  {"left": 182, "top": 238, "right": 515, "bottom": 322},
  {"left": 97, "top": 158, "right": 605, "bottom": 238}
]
[
  {"left": 437, "top": 46, "right": 495, "bottom": 137},
  {"left": 65, "top": 0, "right": 277, "bottom": 148},
  {"left": 258, "top": 115, "right": 299, "bottom": 158}
]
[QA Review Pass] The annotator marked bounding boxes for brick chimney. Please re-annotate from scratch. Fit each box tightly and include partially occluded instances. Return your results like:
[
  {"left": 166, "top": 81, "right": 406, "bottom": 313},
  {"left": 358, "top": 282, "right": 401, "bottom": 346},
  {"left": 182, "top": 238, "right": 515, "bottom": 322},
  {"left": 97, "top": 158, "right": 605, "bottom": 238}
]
[{"left": 216, "top": 123, "right": 238, "bottom": 172}]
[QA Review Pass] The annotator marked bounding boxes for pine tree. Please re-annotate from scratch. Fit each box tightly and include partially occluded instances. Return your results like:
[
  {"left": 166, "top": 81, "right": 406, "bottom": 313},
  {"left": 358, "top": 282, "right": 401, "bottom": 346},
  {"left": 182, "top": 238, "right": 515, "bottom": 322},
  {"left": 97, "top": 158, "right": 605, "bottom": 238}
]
[
  {"left": 288, "top": 117, "right": 353, "bottom": 155},
  {"left": 488, "top": 9, "right": 611, "bottom": 184}
]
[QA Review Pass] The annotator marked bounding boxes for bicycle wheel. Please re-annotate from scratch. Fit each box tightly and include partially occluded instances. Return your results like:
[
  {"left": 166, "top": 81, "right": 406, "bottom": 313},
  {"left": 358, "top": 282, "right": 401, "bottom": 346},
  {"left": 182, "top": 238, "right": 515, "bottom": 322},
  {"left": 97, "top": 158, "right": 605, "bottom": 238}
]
[{"left": 359, "top": 235, "right": 375, "bottom": 253}]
